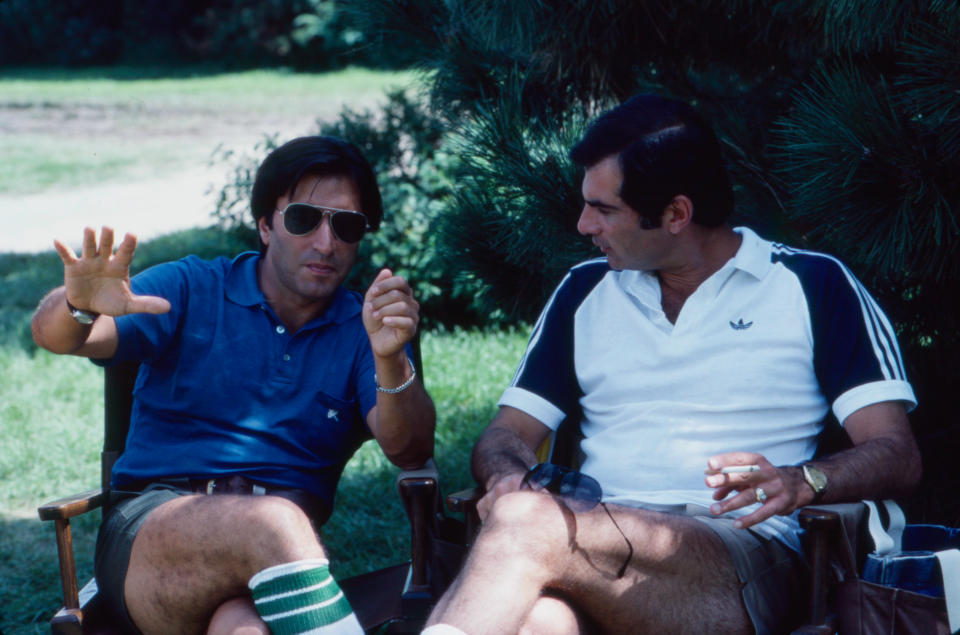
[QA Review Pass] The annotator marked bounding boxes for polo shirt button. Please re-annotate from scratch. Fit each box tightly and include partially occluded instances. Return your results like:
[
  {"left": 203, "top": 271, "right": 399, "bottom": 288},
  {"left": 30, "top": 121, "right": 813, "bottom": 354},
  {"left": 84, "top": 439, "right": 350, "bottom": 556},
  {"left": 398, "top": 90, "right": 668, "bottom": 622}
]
[
  {"left": 283, "top": 354, "right": 291, "bottom": 361},
  {"left": 276, "top": 325, "right": 286, "bottom": 334}
]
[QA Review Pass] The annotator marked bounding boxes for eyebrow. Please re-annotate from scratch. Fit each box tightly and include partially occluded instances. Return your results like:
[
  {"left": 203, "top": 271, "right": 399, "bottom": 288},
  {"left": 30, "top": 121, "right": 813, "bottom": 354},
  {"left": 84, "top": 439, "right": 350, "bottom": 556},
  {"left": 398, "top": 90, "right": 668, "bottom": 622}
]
[{"left": 584, "top": 198, "right": 618, "bottom": 211}]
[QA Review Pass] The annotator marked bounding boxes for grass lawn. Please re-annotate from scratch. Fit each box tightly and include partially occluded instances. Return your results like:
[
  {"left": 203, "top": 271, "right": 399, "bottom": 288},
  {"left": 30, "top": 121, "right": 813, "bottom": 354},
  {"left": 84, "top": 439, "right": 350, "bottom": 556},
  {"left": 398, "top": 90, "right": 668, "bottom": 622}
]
[
  {"left": 0, "top": 66, "right": 419, "bottom": 195},
  {"left": 0, "top": 327, "right": 528, "bottom": 634}
]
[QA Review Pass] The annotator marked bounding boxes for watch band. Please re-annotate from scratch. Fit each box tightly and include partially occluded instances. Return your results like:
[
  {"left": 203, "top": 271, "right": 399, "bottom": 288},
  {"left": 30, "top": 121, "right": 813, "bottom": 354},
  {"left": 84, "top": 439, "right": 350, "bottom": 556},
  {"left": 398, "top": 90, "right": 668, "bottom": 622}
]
[{"left": 65, "top": 297, "right": 100, "bottom": 325}]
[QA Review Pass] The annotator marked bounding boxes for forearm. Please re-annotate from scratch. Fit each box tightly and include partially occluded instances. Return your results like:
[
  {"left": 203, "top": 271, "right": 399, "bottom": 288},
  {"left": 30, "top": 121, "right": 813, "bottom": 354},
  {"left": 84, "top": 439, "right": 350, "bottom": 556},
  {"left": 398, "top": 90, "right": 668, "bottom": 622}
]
[
  {"left": 370, "top": 352, "right": 436, "bottom": 469},
  {"left": 31, "top": 286, "right": 100, "bottom": 355},
  {"left": 471, "top": 416, "right": 539, "bottom": 489},
  {"left": 802, "top": 430, "right": 922, "bottom": 504}
]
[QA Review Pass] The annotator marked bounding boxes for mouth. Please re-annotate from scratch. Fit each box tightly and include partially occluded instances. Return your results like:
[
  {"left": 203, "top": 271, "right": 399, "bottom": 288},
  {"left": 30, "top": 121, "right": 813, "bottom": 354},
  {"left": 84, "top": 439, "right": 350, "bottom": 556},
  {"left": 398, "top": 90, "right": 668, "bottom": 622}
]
[{"left": 304, "top": 262, "right": 337, "bottom": 276}]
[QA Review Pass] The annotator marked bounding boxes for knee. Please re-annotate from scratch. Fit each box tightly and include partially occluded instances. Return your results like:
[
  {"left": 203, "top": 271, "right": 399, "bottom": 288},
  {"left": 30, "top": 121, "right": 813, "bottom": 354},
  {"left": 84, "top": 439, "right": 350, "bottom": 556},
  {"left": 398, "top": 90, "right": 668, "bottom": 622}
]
[
  {"left": 476, "top": 491, "right": 567, "bottom": 562},
  {"left": 519, "top": 596, "right": 584, "bottom": 635},
  {"left": 235, "top": 496, "right": 324, "bottom": 561},
  {"left": 207, "top": 596, "right": 269, "bottom": 635}
]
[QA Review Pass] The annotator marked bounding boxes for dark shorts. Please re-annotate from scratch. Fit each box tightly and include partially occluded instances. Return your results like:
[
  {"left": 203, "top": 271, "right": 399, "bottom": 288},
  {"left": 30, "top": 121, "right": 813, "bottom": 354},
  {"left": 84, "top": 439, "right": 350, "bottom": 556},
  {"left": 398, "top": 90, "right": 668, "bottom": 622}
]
[
  {"left": 693, "top": 514, "right": 809, "bottom": 635},
  {"left": 94, "top": 483, "right": 190, "bottom": 635}
]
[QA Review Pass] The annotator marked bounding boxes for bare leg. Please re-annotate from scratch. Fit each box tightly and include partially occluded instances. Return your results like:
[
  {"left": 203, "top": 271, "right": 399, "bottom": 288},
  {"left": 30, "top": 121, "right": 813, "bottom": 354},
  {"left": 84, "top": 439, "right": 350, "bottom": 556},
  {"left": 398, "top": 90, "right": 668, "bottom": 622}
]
[
  {"left": 206, "top": 596, "right": 269, "bottom": 635},
  {"left": 518, "top": 596, "right": 585, "bottom": 635},
  {"left": 429, "top": 491, "right": 751, "bottom": 634},
  {"left": 125, "top": 494, "right": 325, "bottom": 635}
]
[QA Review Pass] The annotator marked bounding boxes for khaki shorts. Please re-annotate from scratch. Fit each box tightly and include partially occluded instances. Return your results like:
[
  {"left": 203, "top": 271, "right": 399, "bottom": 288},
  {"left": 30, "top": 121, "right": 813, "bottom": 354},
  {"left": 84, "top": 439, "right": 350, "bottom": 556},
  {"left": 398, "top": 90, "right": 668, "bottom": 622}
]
[{"left": 693, "top": 514, "right": 809, "bottom": 634}]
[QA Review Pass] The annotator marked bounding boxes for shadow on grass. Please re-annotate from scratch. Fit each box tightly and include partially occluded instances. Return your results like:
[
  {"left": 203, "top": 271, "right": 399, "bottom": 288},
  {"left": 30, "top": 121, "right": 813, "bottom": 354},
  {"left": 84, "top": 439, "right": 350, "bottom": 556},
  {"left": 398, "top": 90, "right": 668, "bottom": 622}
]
[{"left": 0, "top": 511, "right": 99, "bottom": 635}]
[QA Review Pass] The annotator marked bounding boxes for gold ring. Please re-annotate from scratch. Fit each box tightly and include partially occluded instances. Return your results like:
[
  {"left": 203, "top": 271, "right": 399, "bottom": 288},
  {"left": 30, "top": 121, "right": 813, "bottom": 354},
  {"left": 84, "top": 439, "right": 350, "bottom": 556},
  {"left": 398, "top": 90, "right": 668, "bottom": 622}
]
[{"left": 755, "top": 487, "right": 768, "bottom": 503}]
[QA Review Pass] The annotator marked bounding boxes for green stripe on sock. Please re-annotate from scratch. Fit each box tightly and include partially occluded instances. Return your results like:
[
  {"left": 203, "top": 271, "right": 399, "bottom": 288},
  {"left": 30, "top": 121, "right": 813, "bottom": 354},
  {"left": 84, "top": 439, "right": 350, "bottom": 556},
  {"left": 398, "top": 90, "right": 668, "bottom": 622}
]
[
  {"left": 255, "top": 582, "right": 342, "bottom": 616},
  {"left": 263, "top": 593, "right": 354, "bottom": 633},
  {"left": 251, "top": 566, "right": 331, "bottom": 600}
]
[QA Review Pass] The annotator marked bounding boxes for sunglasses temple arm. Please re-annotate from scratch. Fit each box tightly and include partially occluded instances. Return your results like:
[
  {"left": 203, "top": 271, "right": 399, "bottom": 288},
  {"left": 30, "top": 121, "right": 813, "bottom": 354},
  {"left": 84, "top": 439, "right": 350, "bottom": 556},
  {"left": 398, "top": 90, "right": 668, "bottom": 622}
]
[{"left": 601, "top": 502, "right": 633, "bottom": 578}]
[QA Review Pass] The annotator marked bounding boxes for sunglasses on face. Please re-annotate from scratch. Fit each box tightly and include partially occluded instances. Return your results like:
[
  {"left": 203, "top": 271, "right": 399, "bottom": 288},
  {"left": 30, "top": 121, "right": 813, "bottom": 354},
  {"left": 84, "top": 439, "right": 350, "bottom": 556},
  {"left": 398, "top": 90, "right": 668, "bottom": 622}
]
[
  {"left": 521, "top": 463, "right": 633, "bottom": 578},
  {"left": 278, "top": 203, "right": 370, "bottom": 244}
]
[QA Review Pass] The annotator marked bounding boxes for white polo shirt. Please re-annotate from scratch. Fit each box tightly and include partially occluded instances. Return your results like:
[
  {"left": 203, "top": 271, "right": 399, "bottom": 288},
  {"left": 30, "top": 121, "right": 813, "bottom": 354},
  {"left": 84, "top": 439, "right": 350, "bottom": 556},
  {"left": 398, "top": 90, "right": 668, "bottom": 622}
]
[{"left": 500, "top": 227, "right": 916, "bottom": 549}]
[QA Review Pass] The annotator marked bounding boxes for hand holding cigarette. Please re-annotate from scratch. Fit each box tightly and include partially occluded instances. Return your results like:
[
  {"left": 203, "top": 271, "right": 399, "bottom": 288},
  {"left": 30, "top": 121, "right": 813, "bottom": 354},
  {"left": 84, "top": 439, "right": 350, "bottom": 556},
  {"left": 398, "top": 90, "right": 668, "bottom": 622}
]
[{"left": 703, "top": 464, "right": 760, "bottom": 475}]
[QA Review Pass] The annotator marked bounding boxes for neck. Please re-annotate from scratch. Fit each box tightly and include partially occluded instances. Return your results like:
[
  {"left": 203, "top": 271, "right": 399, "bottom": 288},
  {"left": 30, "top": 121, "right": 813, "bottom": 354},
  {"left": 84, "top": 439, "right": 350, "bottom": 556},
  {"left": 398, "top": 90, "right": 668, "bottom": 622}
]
[
  {"left": 257, "top": 260, "right": 332, "bottom": 332},
  {"left": 657, "top": 225, "right": 741, "bottom": 320}
]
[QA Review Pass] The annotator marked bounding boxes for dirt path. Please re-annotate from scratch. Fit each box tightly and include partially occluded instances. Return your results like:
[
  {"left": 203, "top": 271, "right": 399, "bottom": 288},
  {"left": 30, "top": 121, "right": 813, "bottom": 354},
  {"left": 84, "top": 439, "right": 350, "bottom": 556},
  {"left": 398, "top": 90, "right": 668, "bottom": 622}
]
[
  {"left": 1, "top": 121, "right": 310, "bottom": 254},
  {"left": 0, "top": 81, "right": 391, "bottom": 253}
]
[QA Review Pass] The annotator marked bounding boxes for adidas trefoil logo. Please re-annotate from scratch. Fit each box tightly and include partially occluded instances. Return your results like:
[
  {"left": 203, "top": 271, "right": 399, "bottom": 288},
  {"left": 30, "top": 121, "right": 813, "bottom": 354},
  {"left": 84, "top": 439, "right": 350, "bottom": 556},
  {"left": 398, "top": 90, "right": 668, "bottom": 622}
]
[
  {"left": 729, "top": 318, "right": 753, "bottom": 330},
  {"left": 327, "top": 408, "right": 339, "bottom": 420}
]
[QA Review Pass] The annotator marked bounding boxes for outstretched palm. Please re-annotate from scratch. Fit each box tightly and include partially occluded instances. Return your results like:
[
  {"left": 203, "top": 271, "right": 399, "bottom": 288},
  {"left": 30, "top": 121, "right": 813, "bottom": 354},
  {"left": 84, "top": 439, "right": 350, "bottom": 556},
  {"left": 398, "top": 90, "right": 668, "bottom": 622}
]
[{"left": 54, "top": 227, "right": 170, "bottom": 316}]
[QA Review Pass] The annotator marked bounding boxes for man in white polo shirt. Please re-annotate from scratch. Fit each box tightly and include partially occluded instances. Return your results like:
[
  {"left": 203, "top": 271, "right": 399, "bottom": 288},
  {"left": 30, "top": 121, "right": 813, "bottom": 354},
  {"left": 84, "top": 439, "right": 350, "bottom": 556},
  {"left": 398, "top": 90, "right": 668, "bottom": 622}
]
[{"left": 424, "top": 94, "right": 921, "bottom": 634}]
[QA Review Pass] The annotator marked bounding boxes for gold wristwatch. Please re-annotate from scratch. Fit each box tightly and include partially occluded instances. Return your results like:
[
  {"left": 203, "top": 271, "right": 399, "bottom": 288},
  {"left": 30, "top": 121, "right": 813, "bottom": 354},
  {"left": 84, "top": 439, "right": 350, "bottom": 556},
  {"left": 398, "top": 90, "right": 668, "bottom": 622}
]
[{"left": 802, "top": 464, "right": 827, "bottom": 502}]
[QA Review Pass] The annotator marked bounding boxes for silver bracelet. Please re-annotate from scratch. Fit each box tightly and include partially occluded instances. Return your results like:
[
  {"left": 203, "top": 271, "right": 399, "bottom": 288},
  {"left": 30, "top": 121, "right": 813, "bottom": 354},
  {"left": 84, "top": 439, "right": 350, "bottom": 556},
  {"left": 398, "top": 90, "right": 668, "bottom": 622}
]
[{"left": 375, "top": 357, "right": 416, "bottom": 394}]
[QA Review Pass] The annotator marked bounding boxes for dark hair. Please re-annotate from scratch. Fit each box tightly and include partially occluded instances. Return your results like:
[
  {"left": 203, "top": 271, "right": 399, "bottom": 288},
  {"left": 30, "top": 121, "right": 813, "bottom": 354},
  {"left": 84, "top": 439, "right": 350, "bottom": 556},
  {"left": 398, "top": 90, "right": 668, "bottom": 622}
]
[
  {"left": 250, "top": 136, "right": 383, "bottom": 251},
  {"left": 569, "top": 94, "right": 734, "bottom": 228}
]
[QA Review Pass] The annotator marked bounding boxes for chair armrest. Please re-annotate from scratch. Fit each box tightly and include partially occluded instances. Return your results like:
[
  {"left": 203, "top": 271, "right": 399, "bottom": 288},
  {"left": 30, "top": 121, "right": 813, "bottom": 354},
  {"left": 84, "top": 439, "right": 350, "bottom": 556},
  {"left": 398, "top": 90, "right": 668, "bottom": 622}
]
[
  {"left": 37, "top": 488, "right": 105, "bottom": 613},
  {"left": 38, "top": 488, "right": 106, "bottom": 521}
]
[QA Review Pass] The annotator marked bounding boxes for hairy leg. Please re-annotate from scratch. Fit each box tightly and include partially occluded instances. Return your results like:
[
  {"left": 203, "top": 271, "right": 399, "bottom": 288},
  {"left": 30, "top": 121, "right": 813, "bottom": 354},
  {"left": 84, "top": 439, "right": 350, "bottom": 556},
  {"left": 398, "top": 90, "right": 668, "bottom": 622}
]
[
  {"left": 125, "top": 494, "right": 324, "bottom": 635},
  {"left": 429, "top": 491, "right": 751, "bottom": 634}
]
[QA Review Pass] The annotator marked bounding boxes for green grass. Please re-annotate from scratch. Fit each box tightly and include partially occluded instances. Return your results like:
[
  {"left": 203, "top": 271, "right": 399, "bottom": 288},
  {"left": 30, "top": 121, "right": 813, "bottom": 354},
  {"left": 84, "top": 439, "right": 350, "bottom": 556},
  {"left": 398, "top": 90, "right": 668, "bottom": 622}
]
[{"left": 0, "top": 66, "right": 419, "bottom": 195}]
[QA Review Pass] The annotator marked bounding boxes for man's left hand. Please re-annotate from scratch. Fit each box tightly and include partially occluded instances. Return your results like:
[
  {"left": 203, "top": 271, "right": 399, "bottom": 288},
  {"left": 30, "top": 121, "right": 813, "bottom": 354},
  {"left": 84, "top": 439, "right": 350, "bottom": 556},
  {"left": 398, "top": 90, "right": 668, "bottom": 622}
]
[
  {"left": 363, "top": 268, "right": 419, "bottom": 358},
  {"left": 704, "top": 453, "right": 810, "bottom": 529}
]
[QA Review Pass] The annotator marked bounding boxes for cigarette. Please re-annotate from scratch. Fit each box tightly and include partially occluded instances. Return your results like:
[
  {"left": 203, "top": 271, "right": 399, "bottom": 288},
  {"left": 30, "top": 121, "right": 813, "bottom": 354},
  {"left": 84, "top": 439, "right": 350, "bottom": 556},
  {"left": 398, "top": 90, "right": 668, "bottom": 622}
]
[{"left": 704, "top": 465, "right": 760, "bottom": 475}]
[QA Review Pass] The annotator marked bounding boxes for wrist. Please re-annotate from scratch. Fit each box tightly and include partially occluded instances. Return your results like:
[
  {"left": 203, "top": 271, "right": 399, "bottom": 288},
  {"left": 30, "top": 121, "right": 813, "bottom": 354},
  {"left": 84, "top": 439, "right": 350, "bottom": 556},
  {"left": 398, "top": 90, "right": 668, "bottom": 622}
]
[{"left": 65, "top": 296, "right": 99, "bottom": 325}]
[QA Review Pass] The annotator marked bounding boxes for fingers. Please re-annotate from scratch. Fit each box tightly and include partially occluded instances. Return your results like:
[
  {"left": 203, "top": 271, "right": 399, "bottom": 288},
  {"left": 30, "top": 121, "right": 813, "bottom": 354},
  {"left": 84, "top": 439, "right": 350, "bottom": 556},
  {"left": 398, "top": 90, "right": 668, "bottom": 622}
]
[
  {"left": 80, "top": 227, "right": 97, "bottom": 260},
  {"left": 127, "top": 295, "right": 172, "bottom": 315},
  {"left": 365, "top": 269, "right": 419, "bottom": 327},
  {"left": 53, "top": 239, "right": 78, "bottom": 265},
  {"left": 98, "top": 227, "right": 115, "bottom": 259}
]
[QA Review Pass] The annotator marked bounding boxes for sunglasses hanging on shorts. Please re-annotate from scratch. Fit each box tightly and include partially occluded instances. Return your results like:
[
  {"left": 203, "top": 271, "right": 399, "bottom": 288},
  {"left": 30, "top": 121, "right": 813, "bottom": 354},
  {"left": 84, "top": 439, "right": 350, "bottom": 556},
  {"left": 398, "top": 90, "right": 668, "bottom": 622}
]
[
  {"left": 521, "top": 463, "right": 634, "bottom": 578},
  {"left": 278, "top": 203, "right": 370, "bottom": 244}
]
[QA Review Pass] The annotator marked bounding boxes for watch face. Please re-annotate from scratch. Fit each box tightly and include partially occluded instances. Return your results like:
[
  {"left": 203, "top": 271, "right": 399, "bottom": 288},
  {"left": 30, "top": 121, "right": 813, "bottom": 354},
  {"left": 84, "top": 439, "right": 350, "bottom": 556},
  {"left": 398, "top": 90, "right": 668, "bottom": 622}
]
[
  {"left": 805, "top": 465, "right": 827, "bottom": 493},
  {"left": 70, "top": 309, "right": 96, "bottom": 325}
]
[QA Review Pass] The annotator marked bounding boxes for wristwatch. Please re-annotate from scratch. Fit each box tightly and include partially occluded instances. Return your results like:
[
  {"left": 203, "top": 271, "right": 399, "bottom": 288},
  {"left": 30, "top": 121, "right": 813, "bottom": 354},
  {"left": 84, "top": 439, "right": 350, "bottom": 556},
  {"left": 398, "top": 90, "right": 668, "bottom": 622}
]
[
  {"left": 66, "top": 298, "right": 99, "bottom": 325},
  {"left": 802, "top": 464, "right": 828, "bottom": 502}
]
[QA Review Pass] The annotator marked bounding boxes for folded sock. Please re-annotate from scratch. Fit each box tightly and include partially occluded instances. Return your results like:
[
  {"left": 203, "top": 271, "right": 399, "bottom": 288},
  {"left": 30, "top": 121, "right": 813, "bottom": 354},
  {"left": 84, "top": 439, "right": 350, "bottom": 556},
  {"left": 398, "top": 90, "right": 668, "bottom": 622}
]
[{"left": 249, "top": 559, "right": 362, "bottom": 634}]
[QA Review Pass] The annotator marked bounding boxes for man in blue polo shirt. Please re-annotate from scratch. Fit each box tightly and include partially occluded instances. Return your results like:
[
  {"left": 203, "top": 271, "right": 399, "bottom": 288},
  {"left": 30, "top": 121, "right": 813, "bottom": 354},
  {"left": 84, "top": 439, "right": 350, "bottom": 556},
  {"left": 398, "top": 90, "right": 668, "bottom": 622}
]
[
  {"left": 31, "top": 136, "right": 436, "bottom": 634},
  {"left": 424, "top": 96, "right": 921, "bottom": 634}
]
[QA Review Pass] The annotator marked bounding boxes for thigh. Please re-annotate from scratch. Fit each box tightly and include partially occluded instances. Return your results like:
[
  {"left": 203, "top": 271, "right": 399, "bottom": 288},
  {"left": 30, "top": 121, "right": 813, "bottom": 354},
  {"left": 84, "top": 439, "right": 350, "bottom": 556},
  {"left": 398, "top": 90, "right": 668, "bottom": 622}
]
[
  {"left": 548, "top": 501, "right": 752, "bottom": 633},
  {"left": 95, "top": 484, "right": 188, "bottom": 634},
  {"left": 124, "top": 492, "right": 324, "bottom": 635}
]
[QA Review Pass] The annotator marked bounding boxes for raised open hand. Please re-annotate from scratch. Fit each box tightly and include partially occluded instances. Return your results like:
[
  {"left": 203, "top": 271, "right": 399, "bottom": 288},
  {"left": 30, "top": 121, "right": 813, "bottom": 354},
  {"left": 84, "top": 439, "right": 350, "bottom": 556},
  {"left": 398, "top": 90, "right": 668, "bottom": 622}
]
[{"left": 54, "top": 227, "right": 170, "bottom": 316}]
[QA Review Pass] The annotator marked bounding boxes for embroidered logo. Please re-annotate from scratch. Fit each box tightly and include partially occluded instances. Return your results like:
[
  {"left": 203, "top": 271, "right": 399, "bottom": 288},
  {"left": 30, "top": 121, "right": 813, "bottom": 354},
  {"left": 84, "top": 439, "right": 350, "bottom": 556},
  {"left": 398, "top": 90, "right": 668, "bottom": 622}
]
[
  {"left": 729, "top": 318, "right": 753, "bottom": 330},
  {"left": 327, "top": 408, "right": 339, "bottom": 420}
]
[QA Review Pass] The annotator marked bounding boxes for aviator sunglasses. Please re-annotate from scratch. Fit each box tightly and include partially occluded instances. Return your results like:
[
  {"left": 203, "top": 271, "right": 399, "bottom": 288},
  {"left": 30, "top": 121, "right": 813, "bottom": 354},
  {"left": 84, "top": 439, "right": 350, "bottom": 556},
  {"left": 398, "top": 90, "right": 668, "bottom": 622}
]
[
  {"left": 521, "top": 463, "right": 634, "bottom": 578},
  {"left": 278, "top": 203, "right": 370, "bottom": 243}
]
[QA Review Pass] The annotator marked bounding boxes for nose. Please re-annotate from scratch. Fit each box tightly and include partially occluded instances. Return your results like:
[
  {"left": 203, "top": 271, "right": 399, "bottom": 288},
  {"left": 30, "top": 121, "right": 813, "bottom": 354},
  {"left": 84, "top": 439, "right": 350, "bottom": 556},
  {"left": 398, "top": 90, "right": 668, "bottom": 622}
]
[
  {"left": 310, "top": 214, "right": 337, "bottom": 252},
  {"left": 577, "top": 205, "right": 598, "bottom": 236}
]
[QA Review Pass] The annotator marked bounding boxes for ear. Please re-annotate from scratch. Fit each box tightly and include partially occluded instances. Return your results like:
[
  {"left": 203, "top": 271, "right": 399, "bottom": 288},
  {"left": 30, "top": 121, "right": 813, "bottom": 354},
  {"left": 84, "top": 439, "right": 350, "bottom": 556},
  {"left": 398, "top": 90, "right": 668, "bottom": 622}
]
[
  {"left": 258, "top": 215, "right": 272, "bottom": 249},
  {"left": 663, "top": 195, "right": 693, "bottom": 234}
]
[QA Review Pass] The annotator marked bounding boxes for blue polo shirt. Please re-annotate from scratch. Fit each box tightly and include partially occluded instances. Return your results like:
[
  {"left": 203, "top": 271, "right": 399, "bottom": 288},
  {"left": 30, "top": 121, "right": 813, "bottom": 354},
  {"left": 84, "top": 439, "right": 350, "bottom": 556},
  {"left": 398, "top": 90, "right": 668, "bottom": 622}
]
[{"left": 99, "top": 252, "right": 378, "bottom": 505}]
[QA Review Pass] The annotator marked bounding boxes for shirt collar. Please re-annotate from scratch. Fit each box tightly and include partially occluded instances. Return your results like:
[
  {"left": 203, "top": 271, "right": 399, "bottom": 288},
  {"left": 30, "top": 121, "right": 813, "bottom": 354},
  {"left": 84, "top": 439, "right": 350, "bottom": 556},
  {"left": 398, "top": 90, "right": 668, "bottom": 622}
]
[
  {"left": 223, "top": 251, "right": 361, "bottom": 326},
  {"left": 730, "top": 226, "right": 773, "bottom": 279}
]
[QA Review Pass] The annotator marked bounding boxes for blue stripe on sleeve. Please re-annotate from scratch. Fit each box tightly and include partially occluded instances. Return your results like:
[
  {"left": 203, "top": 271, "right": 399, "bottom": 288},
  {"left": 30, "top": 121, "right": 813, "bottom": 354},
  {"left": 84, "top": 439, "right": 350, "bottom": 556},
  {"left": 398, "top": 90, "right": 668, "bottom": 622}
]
[
  {"left": 511, "top": 259, "right": 610, "bottom": 420},
  {"left": 772, "top": 245, "right": 908, "bottom": 405}
]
